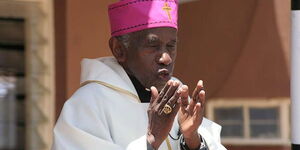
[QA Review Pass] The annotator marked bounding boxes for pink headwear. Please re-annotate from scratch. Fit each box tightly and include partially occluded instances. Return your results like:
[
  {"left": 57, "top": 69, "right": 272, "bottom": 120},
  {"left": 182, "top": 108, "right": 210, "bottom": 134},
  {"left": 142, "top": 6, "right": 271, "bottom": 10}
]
[{"left": 108, "top": 0, "right": 178, "bottom": 36}]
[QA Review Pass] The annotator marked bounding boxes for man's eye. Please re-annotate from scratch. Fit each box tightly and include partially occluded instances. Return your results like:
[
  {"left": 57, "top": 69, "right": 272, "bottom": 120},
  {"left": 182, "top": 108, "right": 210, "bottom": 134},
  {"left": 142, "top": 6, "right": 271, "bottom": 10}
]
[
  {"left": 149, "top": 44, "right": 160, "bottom": 48},
  {"left": 167, "top": 44, "right": 176, "bottom": 48}
]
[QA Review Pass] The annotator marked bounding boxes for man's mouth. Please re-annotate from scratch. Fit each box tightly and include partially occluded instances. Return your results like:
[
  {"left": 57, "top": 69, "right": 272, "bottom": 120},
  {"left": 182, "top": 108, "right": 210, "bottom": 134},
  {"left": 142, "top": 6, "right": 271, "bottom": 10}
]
[{"left": 158, "top": 68, "right": 171, "bottom": 80}]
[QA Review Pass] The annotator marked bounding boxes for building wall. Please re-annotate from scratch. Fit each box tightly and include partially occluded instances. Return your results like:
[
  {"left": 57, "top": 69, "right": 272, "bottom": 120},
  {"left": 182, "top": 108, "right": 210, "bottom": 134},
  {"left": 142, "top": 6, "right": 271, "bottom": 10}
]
[
  {"left": 55, "top": 0, "right": 115, "bottom": 116},
  {"left": 54, "top": 0, "right": 67, "bottom": 120},
  {"left": 175, "top": 0, "right": 290, "bottom": 99},
  {"left": 65, "top": 0, "right": 114, "bottom": 97}
]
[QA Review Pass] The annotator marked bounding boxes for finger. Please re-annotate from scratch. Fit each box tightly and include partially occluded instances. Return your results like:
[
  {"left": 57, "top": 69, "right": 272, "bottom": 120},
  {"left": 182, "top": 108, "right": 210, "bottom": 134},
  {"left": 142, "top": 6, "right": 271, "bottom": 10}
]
[
  {"left": 199, "top": 90, "right": 205, "bottom": 108},
  {"left": 179, "top": 85, "right": 189, "bottom": 109},
  {"left": 193, "top": 102, "right": 202, "bottom": 121},
  {"left": 156, "top": 80, "right": 172, "bottom": 104},
  {"left": 158, "top": 80, "right": 180, "bottom": 111},
  {"left": 189, "top": 80, "right": 203, "bottom": 113},
  {"left": 167, "top": 87, "right": 181, "bottom": 108},
  {"left": 160, "top": 81, "right": 180, "bottom": 106},
  {"left": 188, "top": 97, "right": 196, "bottom": 114},
  {"left": 150, "top": 86, "right": 158, "bottom": 105},
  {"left": 192, "top": 80, "right": 204, "bottom": 103},
  {"left": 171, "top": 98, "right": 181, "bottom": 117}
]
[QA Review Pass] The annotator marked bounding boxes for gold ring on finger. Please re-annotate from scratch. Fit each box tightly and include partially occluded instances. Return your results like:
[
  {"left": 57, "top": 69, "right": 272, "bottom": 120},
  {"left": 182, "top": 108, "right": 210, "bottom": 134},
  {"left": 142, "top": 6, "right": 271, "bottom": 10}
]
[{"left": 163, "top": 104, "right": 172, "bottom": 114}]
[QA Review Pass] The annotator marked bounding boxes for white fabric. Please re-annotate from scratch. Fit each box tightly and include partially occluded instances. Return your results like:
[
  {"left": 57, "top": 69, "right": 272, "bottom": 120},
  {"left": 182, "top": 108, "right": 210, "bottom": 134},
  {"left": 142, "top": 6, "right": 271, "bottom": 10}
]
[
  {"left": 291, "top": 10, "right": 300, "bottom": 144},
  {"left": 52, "top": 57, "right": 226, "bottom": 150}
]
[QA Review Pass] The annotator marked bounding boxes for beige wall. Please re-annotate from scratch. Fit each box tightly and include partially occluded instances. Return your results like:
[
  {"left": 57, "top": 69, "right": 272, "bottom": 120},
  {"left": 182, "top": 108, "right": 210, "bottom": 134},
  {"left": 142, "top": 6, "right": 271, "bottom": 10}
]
[{"left": 66, "top": 0, "right": 115, "bottom": 97}]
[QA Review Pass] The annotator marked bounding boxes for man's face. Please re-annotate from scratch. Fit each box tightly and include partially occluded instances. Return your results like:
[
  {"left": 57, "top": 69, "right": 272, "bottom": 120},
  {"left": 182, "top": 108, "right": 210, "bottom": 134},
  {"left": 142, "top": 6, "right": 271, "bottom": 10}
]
[{"left": 125, "top": 27, "right": 177, "bottom": 91}]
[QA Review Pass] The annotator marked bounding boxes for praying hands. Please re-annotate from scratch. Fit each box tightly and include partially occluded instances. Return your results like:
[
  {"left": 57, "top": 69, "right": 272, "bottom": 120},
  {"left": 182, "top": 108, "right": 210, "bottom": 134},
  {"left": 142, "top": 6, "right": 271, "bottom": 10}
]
[{"left": 147, "top": 80, "right": 206, "bottom": 150}]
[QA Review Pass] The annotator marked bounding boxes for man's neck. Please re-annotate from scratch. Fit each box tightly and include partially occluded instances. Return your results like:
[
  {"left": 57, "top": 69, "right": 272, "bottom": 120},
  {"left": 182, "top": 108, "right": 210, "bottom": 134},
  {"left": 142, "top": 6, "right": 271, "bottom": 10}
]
[{"left": 127, "top": 74, "right": 151, "bottom": 103}]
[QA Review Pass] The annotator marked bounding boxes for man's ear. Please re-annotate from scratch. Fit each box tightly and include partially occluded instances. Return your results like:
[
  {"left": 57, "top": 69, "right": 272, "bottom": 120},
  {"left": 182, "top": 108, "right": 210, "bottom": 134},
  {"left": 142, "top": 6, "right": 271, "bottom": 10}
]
[{"left": 109, "top": 37, "right": 127, "bottom": 63}]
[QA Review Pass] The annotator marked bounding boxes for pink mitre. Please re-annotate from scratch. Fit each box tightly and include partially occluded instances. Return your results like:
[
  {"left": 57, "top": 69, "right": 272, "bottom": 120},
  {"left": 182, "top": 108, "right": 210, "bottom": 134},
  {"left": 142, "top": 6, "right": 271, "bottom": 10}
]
[{"left": 108, "top": 0, "right": 178, "bottom": 37}]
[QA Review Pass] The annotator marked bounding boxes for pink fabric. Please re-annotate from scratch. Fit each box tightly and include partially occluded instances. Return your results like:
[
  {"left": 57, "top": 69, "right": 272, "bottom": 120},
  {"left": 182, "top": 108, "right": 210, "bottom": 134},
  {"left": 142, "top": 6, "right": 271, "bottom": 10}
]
[{"left": 108, "top": 0, "right": 178, "bottom": 36}]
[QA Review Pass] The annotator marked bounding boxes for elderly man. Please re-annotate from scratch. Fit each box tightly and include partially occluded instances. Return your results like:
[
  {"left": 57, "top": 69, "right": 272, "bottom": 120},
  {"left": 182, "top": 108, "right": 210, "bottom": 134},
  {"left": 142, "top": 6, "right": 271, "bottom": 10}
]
[{"left": 52, "top": 0, "right": 226, "bottom": 150}]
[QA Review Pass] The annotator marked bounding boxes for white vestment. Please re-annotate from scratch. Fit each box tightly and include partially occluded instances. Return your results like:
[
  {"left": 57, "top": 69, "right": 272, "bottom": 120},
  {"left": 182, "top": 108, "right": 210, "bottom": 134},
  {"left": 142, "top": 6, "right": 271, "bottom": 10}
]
[{"left": 52, "top": 57, "right": 227, "bottom": 150}]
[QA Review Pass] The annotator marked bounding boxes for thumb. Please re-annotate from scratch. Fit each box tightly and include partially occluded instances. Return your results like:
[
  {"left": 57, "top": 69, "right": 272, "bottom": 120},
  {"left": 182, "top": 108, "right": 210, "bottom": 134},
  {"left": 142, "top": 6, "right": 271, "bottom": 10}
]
[{"left": 150, "top": 86, "right": 158, "bottom": 104}]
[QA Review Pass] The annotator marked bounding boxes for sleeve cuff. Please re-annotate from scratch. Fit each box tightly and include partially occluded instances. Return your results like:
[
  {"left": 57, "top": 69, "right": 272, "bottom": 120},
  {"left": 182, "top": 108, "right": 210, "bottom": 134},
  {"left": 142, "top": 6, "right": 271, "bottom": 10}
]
[{"left": 179, "top": 134, "right": 208, "bottom": 150}]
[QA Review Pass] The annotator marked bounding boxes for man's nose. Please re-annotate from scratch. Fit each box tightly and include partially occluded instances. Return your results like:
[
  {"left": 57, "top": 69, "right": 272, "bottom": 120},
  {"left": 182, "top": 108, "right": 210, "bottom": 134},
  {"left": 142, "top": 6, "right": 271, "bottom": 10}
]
[{"left": 159, "top": 52, "right": 172, "bottom": 65}]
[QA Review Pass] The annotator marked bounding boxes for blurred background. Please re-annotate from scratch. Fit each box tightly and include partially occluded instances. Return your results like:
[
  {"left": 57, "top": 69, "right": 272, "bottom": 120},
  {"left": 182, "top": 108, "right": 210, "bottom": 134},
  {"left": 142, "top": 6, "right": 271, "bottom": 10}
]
[{"left": 0, "top": 0, "right": 291, "bottom": 150}]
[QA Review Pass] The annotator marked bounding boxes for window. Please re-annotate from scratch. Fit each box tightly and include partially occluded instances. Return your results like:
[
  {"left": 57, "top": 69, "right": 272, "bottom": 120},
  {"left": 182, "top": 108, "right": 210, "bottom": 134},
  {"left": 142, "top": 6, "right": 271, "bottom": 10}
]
[
  {"left": 0, "top": 17, "right": 25, "bottom": 150},
  {"left": 207, "top": 99, "right": 290, "bottom": 145},
  {"left": 249, "top": 107, "right": 280, "bottom": 138},
  {"left": 214, "top": 107, "right": 244, "bottom": 138},
  {"left": 0, "top": 1, "right": 56, "bottom": 149}
]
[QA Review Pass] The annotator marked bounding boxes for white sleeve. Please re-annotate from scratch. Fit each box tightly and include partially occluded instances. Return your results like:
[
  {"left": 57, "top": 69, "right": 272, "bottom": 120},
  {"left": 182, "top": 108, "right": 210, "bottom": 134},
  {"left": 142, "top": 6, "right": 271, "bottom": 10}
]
[
  {"left": 198, "top": 118, "right": 227, "bottom": 150},
  {"left": 126, "top": 135, "right": 148, "bottom": 150},
  {"left": 52, "top": 98, "right": 148, "bottom": 150}
]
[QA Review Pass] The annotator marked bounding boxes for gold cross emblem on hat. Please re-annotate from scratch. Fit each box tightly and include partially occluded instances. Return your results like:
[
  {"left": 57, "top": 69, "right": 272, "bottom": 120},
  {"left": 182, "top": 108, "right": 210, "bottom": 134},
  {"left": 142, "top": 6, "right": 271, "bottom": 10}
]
[{"left": 162, "top": 2, "right": 172, "bottom": 20}]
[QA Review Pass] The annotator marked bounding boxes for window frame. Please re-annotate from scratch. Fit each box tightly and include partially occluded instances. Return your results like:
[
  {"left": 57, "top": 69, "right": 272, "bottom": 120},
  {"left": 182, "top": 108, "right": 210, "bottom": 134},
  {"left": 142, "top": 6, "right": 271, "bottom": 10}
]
[
  {"left": 207, "top": 98, "right": 290, "bottom": 146},
  {"left": 0, "top": 1, "right": 55, "bottom": 150}
]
